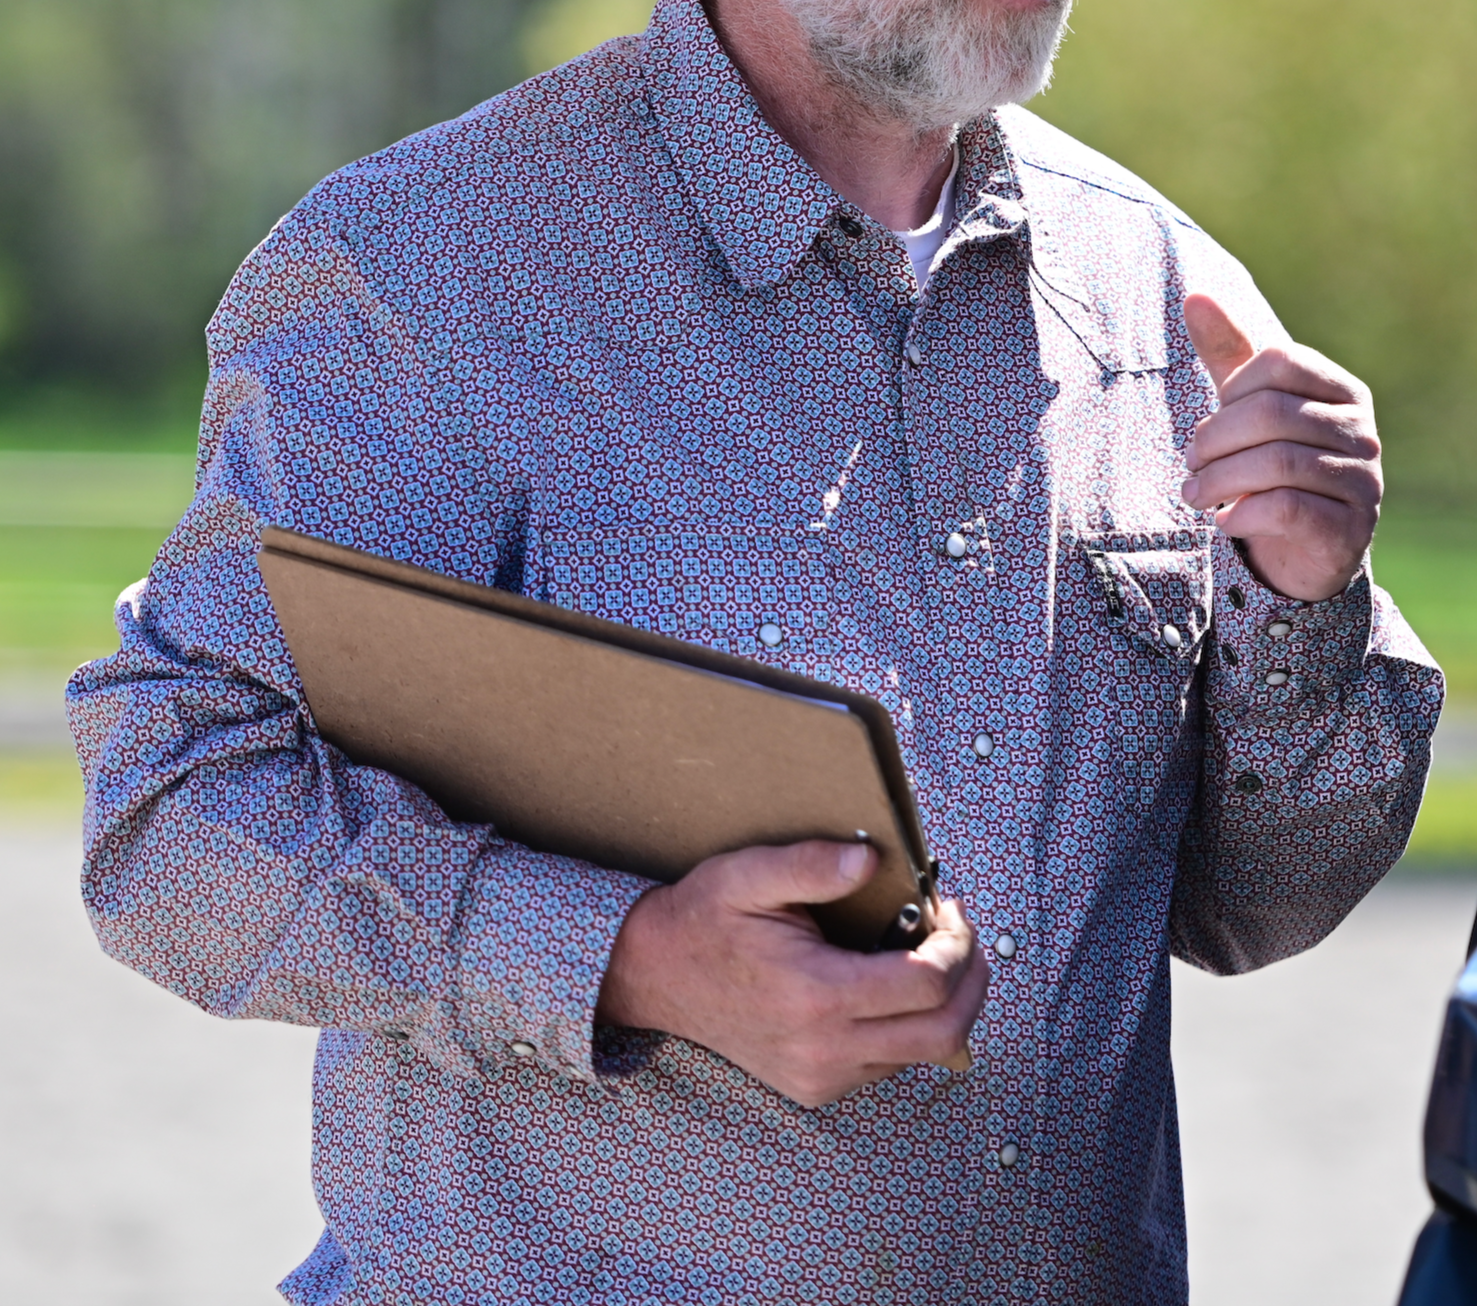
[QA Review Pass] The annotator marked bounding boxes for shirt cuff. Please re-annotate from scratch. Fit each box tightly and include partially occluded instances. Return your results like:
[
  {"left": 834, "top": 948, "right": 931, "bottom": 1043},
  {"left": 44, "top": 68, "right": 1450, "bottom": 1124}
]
[
  {"left": 1206, "top": 534, "right": 1373, "bottom": 712},
  {"left": 454, "top": 845, "right": 654, "bottom": 1085}
]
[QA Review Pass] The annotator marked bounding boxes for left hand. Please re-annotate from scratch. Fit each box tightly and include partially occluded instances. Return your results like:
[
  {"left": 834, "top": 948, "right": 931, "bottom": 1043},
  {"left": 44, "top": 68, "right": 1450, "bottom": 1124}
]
[{"left": 1180, "top": 293, "right": 1382, "bottom": 602}]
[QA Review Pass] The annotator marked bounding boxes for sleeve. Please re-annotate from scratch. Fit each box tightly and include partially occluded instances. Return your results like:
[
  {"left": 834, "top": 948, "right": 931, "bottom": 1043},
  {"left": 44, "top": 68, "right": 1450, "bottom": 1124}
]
[
  {"left": 1170, "top": 532, "right": 1444, "bottom": 974},
  {"left": 65, "top": 210, "right": 652, "bottom": 1085}
]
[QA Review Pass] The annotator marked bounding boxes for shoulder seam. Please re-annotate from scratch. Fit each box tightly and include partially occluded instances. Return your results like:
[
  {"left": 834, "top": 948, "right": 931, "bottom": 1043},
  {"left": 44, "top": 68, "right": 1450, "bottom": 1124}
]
[{"left": 1017, "top": 157, "right": 1203, "bottom": 232}]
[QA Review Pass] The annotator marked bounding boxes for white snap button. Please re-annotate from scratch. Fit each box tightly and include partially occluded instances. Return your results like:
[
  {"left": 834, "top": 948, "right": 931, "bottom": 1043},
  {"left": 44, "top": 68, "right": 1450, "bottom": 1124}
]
[
  {"left": 1267, "top": 621, "right": 1293, "bottom": 640},
  {"left": 510, "top": 1041, "right": 537, "bottom": 1058},
  {"left": 906, "top": 343, "right": 924, "bottom": 366},
  {"left": 1265, "top": 669, "right": 1290, "bottom": 687},
  {"left": 999, "top": 1142, "right": 1021, "bottom": 1168},
  {"left": 758, "top": 622, "right": 784, "bottom": 648},
  {"left": 972, "top": 732, "right": 996, "bottom": 760},
  {"left": 994, "top": 933, "right": 1018, "bottom": 960},
  {"left": 1161, "top": 624, "right": 1183, "bottom": 649},
  {"left": 946, "top": 532, "right": 968, "bottom": 559}
]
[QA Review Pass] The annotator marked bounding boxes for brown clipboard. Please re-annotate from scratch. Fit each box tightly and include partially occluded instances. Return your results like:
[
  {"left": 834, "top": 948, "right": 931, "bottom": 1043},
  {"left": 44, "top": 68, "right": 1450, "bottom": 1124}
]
[{"left": 256, "top": 526, "right": 941, "bottom": 953}]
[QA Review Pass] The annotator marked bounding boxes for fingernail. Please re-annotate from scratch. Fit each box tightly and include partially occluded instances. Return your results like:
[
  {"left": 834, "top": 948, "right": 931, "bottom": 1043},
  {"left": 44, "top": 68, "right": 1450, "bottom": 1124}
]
[
  {"left": 839, "top": 843, "right": 868, "bottom": 885},
  {"left": 1181, "top": 476, "right": 1199, "bottom": 504}
]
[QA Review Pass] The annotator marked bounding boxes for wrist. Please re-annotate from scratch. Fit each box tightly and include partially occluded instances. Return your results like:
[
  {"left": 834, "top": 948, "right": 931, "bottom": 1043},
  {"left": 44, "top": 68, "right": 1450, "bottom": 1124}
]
[
  {"left": 1239, "top": 536, "right": 1366, "bottom": 603},
  {"left": 1210, "top": 532, "right": 1372, "bottom": 707},
  {"left": 595, "top": 884, "right": 671, "bottom": 1030}
]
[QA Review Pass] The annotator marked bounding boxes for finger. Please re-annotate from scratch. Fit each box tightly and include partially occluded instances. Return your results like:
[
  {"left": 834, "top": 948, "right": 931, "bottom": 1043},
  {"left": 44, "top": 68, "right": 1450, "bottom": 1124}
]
[
  {"left": 1186, "top": 392, "right": 1380, "bottom": 473},
  {"left": 825, "top": 900, "right": 978, "bottom": 1020},
  {"left": 1214, "top": 486, "right": 1375, "bottom": 554},
  {"left": 711, "top": 840, "right": 875, "bottom": 913},
  {"left": 1182, "top": 441, "right": 1382, "bottom": 513},
  {"left": 1215, "top": 342, "right": 1368, "bottom": 410},
  {"left": 1184, "top": 293, "right": 1255, "bottom": 395},
  {"left": 849, "top": 943, "right": 991, "bottom": 1067},
  {"left": 910, "top": 897, "right": 976, "bottom": 972},
  {"left": 774, "top": 1059, "right": 912, "bottom": 1109}
]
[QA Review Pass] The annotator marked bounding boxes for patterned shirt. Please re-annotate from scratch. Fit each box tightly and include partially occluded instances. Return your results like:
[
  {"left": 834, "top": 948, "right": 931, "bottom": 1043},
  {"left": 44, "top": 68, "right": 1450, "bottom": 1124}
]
[{"left": 68, "top": 0, "right": 1443, "bottom": 1301}]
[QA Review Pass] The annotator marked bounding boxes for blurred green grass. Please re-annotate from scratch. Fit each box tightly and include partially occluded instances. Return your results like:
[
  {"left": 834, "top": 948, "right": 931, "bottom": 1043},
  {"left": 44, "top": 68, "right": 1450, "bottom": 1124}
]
[
  {"left": 0, "top": 450, "right": 196, "bottom": 527},
  {"left": 1373, "top": 508, "right": 1477, "bottom": 701},
  {"left": 0, "top": 402, "right": 197, "bottom": 668},
  {"left": 0, "top": 526, "right": 171, "bottom": 667},
  {"left": 1406, "top": 775, "right": 1477, "bottom": 863},
  {"left": 0, "top": 752, "right": 82, "bottom": 818}
]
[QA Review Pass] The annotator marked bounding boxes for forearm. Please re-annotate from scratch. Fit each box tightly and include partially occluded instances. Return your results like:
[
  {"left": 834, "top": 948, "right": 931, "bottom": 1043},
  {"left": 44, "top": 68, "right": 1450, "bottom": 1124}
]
[
  {"left": 70, "top": 508, "right": 649, "bottom": 1083},
  {"left": 1172, "top": 535, "right": 1443, "bottom": 973}
]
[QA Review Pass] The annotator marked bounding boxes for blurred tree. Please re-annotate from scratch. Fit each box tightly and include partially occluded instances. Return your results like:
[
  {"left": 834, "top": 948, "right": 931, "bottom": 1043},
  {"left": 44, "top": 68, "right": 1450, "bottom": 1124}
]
[
  {"left": 517, "top": 0, "right": 1477, "bottom": 506},
  {"left": 0, "top": 0, "right": 537, "bottom": 397},
  {"left": 1032, "top": 0, "right": 1477, "bottom": 504},
  {"left": 520, "top": 0, "right": 652, "bottom": 78},
  {"left": 0, "top": 0, "right": 1471, "bottom": 505}
]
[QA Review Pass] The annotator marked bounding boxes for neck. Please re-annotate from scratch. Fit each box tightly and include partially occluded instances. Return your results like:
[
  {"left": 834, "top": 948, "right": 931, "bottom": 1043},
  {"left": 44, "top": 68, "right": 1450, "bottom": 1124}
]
[{"left": 706, "top": 0, "right": 959, "bottom": 230}]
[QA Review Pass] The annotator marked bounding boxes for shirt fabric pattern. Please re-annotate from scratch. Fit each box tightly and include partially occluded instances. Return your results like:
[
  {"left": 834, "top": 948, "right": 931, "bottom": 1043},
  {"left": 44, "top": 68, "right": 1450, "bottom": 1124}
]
[{"left": 68, "top": 1, "right": 1443, "bottom": 1302}]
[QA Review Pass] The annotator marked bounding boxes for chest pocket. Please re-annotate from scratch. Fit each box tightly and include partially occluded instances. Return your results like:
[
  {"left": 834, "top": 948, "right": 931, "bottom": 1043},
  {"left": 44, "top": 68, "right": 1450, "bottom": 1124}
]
[
  {"left": 543, "top": 528, "right": 842, "bottom": 675},
  {"left": 1081, "top": 528, "right": 1212, "bottom": 808},
  {"left": 1081, "top": 528, "right": 1212, "bottom": 666}
]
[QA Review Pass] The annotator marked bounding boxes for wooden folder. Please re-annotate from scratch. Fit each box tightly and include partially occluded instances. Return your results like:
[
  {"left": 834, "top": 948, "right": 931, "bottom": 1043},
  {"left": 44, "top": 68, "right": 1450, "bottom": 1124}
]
[{"left": 256, "top": 526, "right": 940, "bottom": 953}]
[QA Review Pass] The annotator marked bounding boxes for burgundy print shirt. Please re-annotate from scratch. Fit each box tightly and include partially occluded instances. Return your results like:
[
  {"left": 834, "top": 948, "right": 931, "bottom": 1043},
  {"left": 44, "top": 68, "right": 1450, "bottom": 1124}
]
[{"left": 68, "top": 1, "right": 1442, "bottom": 1302}]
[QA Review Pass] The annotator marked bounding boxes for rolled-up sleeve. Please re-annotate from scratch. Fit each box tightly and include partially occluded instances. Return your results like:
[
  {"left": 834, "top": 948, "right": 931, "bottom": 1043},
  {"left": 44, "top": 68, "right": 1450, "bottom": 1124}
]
[
  {"left": 67, "top": 215, "right": 652, "bottom": 1085},
  {"left": 1171, "top": 531, "right": 1444, "bottom": 973}
]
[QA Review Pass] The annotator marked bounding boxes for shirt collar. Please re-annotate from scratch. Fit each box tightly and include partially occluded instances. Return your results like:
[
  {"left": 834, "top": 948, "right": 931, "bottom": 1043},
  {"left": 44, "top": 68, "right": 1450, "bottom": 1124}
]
[
  {"left": 639, "top": 0, "right": 1032, "bottom": 287},
  {"left": 946, "top": 115, "right": 1030, "bottom": 249},
  {"left": 641, "top": 0, "right": 840, "bottom": 287}
]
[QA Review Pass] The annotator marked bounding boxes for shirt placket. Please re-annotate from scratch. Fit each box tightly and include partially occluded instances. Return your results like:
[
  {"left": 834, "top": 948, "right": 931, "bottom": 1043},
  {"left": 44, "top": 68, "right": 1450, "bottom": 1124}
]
[{"left": 901, "top": 209, "right": 1057, "bottom": 1292}]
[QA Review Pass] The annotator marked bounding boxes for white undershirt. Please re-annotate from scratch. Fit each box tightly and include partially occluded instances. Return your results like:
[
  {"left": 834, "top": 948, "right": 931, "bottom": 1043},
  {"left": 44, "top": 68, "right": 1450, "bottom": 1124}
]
[{"left": 892, "top": 148, "right": 961, "bottom": 294}]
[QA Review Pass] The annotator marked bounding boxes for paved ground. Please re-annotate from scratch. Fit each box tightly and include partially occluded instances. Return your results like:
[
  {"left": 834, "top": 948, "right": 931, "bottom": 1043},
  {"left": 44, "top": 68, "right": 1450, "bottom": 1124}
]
[
  {"left": 1174, "top": 877, "right": 1474, "bottom": 1306},
  {"left": 0, "top": 823, "right": 321, "bottom": 1306},
  {"left": 1, "top": 819, "right": 1472, "bottom": 1305},
  {"left": 0, "top": 671, "right": 75, "bottom": 750}
]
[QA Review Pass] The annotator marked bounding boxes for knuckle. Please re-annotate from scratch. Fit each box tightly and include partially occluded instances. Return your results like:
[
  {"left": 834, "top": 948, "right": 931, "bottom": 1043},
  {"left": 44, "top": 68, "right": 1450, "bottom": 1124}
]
[
  {"left": 1334, "top": 453, "right": 1380, "bottom": 495},
  {"left": 917, "top": 964, "right": 952, "bottom": 1011},
  {"left": 1262, "top": 344, "right": 1297, "bottom": 375},
  {"left": 1323, "top": 408, "right": 1380, "bottom": 457},
  {"left": 1255, "top": 486, "right": 1295, "bottom": 529},
  {"left": 1282, "top": 342, "right": 1336, "bottom": 385},
  {"left": 1349, "top": 421, "right": 1382, "bottom": 460},
  {"left": 1247, "top": 387, "right": 1283, "bottom": 425},
  {"left": 1280, "top": 487, "right": 1311, "bottom": 529},
  {"left": 1270, "top": 440, "right": 1301, "bottom": 485}
]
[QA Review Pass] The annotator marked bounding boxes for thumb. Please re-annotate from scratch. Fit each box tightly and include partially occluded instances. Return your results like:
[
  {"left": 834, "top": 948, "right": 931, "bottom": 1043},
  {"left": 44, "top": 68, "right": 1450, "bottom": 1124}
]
[
  {"left": 1184, "top": 292, "right": 1255, "bottom": 395},
  {"left": 724, "top": 840, "right": 876, "bottom": 912}
]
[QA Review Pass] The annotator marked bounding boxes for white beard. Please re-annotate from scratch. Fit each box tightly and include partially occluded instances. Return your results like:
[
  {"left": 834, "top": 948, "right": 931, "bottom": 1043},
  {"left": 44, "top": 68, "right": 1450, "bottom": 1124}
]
[{"left": 779, "top": 0, "right": 1073, "bottom": 131}]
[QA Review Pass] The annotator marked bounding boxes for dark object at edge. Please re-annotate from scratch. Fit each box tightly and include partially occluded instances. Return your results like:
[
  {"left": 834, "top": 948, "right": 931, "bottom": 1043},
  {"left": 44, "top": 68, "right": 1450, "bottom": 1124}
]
[{"left": 1397, "top": 907, "right": 1477, "bottom": 1305}]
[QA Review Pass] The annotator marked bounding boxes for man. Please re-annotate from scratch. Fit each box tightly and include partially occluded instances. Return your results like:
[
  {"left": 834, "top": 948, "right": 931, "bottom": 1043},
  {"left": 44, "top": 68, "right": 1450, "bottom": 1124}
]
[{"left": 69, "top": 0, "right": 1441, "bottom": 1299}]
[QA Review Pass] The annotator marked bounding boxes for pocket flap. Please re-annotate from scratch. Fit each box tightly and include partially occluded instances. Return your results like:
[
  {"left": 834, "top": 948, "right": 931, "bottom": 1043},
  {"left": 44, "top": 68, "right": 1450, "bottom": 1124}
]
[{"left": 1082, "top": 529, "right": 1212, "bottom": 662}]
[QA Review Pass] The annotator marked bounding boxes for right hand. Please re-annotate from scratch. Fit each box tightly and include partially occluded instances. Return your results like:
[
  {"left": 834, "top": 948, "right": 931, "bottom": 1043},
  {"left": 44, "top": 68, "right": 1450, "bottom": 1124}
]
[{"left": 596, "top": 841, "right": 990, "bottom": 1108}]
